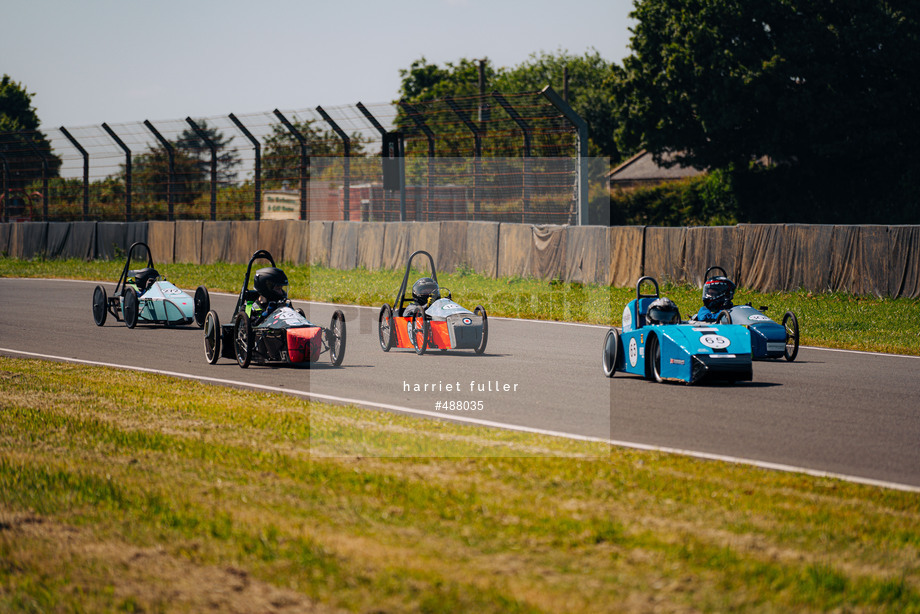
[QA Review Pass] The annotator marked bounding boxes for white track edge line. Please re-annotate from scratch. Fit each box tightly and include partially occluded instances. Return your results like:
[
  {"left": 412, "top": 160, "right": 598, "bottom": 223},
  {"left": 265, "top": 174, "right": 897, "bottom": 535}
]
[{"left": 2, "top": 347, "right": 918, "bottom": 493}]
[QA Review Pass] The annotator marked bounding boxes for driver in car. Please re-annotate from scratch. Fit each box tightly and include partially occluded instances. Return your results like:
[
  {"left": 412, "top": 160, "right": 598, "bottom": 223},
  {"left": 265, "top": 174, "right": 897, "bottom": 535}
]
[
  {"left": 693, "top": 276, "right": 736, "bottom": 322},
  {"left": 250, "top": 266, "right": 289, "bottom": 323}
]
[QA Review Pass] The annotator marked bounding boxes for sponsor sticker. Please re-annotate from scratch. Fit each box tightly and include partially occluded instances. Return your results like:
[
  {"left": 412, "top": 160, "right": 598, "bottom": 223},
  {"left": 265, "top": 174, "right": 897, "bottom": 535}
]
[
  {"left": 670, "top": 358, "right": 685, "bottom": 365},
  {"left": 767, "top": 342, "right": 786, "bottom": 352}
]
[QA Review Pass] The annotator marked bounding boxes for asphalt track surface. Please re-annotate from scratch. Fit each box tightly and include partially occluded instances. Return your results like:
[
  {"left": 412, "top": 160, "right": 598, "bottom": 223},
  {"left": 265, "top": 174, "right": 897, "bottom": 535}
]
[{"left": 1, "top": 278, "right": 919, "bottom": 491}]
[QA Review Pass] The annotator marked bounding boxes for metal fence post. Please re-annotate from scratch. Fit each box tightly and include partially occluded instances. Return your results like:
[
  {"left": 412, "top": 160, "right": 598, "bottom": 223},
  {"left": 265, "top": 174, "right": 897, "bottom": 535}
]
[
  {"left": 493, "top": 93, "right": 532, "bottom": 223},
  {"left": 273, "top": 109, "right": 309, "bottom": 220},
  {"left": 102, "top": 123, "right": 132, "bottom": 222},
  {"left": 316, "top": 105, "right": 350, "bottom": 221},
  {"left": 0, "top": 152, "right": 9, "bottom": 223},
  {"left": 143, "top": 120, "right": 175, "bottom": 221},
  {"left": 445, "top": 96, "right": 481, "bottom": 218},
  {"left": 229, "top": 113, "right": 261, "bottom": 221},
  {"left": 358, "top": 102, "right": 405, "bottom": 221},
  {"left": 540, "top": 85, "right": 588, "bottom": 225},
  {"left": 59, "top": 127, "right": 89, "bottom": 221},
  {"left": 399, "top": 102, "right": 435, "bottom": 220},
  {"left": 26, "top": 139, "right": 49, "bottom": 220},
  {"left": 185, "top": 117, "right": 218, "bottom": 221}
]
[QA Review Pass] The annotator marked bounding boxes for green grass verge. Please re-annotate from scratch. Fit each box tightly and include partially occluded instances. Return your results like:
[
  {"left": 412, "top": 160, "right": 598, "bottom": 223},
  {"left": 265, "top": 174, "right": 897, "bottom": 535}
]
[
  {"left": 1, "top": 356, "right": 918, "bottom": 612},
  {"left": 2, "top": 257, "right": 919, "bottom": 355}
]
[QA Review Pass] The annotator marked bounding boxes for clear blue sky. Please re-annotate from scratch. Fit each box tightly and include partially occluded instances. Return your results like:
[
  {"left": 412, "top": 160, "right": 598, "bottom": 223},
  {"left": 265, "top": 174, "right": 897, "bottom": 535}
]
[{"left": 4, "top": 0, "right": 636, "bottom": 130}]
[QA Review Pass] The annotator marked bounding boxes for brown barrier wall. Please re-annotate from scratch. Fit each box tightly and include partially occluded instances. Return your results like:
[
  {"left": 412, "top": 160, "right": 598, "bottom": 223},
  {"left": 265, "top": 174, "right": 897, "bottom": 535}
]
[
  {"left": 282, "top": 220, "right": 307, "bottom": 264},
  {"left": 174, "top": 221, "right": 203, "bottom": 265},
  {"left": 3, "top": 221, "right": 919, "bottom": 298},
  {"left": 357, "top": 222, "right": 386, "bottom": 270},
  {"left": 382, "top": 222, "right": 410, "bottom": 271},
  {"left": 467, "top": 222, "right": 499, "bottom": 278},
  {"left": 147, "top": 221, "right": 175, "bottom": 264}
]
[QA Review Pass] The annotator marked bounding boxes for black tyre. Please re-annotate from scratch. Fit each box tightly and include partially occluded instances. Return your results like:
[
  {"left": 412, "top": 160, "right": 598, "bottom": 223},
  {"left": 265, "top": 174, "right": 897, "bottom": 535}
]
[
  {"left": 123, "top": 290, "right": 139, "bottom": 329},
  {"left": 204, "top": 310, "right": 221, "bottom": 365},
  {"left": 92, "top": 285, "right": 107, "bottom": 326},
  {"left": 378, "top": 304, "right": 394, "bottom": 352},
  {"left": 474, "top": 305, "right": 488, "bottom": 355},
  {"left": 602, "top": 328, "right": 620, "bottom": 378},
  {"left": 782, "top": 311, "right": 800, "bottom": 362},
  {"left": 329, "top": 310, "right": 346, "bottom": 366},
  {"left": 716, "top": 310, "right": 732, "bottom": 325},
  {"left": 410, "top": 309, "right": 429, "bottom": 356},
  {"left": 647, "top": 334, "right": 664, "bottom": 383},
  {"left": 234, "top": 313, "right": 252, "bottom": 368},
  {"left": 194, "top": 286, "right": 210, "bottom": 328},
  {"left": 297, "top": 307, "right": 306, "bottom": 319}
]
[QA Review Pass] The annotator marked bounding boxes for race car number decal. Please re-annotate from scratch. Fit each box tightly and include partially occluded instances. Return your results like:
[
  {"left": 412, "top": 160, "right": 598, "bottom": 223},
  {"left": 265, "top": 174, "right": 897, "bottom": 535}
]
[
  {"left": 622, "top": 306, "right": 633, "bottom": 332},
  {"left": 628, "top": 337, "right": 638, "bottom": 367},
  {"left": 163, "top": 287, "right": 183, "bottom": 295},
  {"left": 747, "top": 314, "right": 771, "bottom": 322},
  {"left": 698, "top": 334, "right": 731, "bottom": 350}
]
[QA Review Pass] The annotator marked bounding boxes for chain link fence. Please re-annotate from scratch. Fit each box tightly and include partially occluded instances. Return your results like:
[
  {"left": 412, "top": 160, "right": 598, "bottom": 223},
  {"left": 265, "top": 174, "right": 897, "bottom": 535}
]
[{"left": 1, "top": 88, "right": 603, "bottom": 225}]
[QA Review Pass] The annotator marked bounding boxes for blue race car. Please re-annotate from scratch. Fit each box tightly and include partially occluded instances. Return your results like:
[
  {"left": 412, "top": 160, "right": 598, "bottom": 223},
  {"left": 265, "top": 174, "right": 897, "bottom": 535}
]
[
  {"left": 92, "top": 241, "right": 209, "bottom": 329},
  {"left": 602, "top": 276, "right": 753, "bottom": 384},
  {"left": 689, "top": 266, "right": 799, "bottom": 361}
]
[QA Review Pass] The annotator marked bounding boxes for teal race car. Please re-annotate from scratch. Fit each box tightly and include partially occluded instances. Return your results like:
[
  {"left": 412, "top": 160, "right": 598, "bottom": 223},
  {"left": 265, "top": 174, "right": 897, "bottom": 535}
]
[
  {"left": 92, "top": 241, "right": 209, "bottom": 329},
  {"left": 602, "top": 277, "right": 753, "bottom": 384}
]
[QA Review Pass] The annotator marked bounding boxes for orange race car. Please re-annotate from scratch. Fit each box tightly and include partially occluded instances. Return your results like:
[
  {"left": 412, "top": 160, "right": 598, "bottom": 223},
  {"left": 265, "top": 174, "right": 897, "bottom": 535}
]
[{"left": 377, "top": 250, "right": 487, "bottom": 356}]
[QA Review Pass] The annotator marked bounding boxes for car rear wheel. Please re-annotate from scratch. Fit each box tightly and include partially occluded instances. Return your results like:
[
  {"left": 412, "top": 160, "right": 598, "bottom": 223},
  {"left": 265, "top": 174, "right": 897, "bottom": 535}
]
[
  {"left": 123, "top": 290, "right": 139, "bottom": 329},
  {"left": 378, "top": 304, "right": 394, "bottom": 352},
  {"left": 204, "top": 310, "right": 221, "bottom": 364},
  {"left": 783, "top": 311, "right": 799, "bottom": 362},
  {"left": 329, "top": 310, "right": 346, "bottom": 366},
  {"left": 647, "top": 334, "right": 664, "bottom": 383},
  {"left": 92, "top": 285, "right": 107, "bottom": 326},
  {"left": 474, "top": 305, "right": 488, "bottom": 355},
  {"left": 234, "top": 313, "right": 252, "bottom": 368},
  {"left": 602, "top": 328, "right": 620, "bottom": 377},
  {"left": 410, "top": 309, "right": 429, "bottom": 356},
  {"left": 194, "top": 286, "right": 210, "bottom": 328}
]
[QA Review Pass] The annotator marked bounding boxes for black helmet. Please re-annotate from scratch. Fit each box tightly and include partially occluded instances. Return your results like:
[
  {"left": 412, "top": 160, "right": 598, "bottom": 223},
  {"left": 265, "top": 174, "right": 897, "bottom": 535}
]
[
  {"left": 647, "top": 297, "right": 680, "bottom": 325},
  {"left": 254, "top": 267, "right": 288, "bottom": 302},
  {"left": 411, "top": 277, "right": 440, "bottom": 305},
  {"left": 703, "top": 276, "right": 735, "bottom": 312}
]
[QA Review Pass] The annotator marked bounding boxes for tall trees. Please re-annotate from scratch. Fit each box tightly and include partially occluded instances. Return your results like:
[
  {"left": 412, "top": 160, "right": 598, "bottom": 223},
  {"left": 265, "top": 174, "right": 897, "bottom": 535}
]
[
  {"left": 396, "top": 52, "right": 622, "bottom": 161},
  {"left": 0, "top": 75, "right": 61, "bottom": 190},
  {"left": 617, "top": 0, "right": 920, "bottom": 221}
]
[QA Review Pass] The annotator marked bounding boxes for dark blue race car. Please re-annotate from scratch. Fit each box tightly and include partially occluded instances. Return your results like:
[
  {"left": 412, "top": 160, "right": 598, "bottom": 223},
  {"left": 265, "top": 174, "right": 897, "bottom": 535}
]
[{"left": 689, "top": 266, "right": 799, "bottom": 361}]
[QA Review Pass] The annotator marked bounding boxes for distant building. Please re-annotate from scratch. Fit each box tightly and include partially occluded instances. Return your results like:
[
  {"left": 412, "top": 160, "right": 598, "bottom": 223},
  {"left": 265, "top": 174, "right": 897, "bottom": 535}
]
[{"left": 607, "top": 150, "right": 705, "bottom": 190}]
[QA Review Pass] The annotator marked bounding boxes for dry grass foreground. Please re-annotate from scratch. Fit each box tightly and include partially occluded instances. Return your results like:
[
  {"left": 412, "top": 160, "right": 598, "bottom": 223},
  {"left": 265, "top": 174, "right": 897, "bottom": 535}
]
[{"left": 1, "top": 357, "right": 919, "bottom": 613}]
